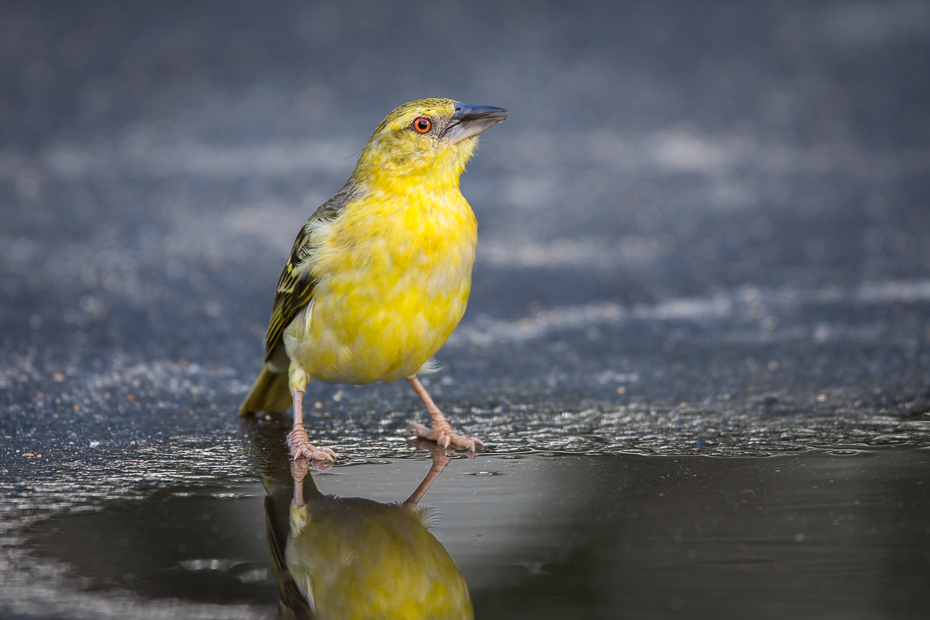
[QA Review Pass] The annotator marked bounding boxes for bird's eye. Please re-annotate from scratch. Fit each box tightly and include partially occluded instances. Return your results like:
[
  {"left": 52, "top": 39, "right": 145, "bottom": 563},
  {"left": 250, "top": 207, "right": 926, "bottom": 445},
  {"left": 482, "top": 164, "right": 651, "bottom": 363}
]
[{"left": 413, "top": 117, "right": 432, "bottom": 133}]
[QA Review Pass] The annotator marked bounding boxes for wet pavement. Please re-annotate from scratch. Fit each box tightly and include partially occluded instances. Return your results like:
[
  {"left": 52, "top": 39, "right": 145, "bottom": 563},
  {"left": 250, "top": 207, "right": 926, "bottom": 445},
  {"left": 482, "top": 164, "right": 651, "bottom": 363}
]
[
  {"left": 2, "top": 0, "right": 930, "bottom": 617},
  {"left": 7, "top": 443, "right": 930, "bottom": 618}
]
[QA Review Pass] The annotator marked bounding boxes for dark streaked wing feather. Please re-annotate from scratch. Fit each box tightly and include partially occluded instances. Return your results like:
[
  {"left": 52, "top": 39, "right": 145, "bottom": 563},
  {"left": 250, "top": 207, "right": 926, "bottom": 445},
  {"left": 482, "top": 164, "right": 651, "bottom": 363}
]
[{"left": 264, "top": 182, "right": 356, "bottom": 362}]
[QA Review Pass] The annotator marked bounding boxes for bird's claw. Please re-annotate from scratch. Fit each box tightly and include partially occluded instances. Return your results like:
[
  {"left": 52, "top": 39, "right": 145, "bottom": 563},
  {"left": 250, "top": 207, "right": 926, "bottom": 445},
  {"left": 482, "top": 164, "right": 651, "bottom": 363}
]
[
  {"left": 287, "top": 423, "right": 337, "bottom": 464},
  {"left": 406, "top": 422, "right": 483, "bottom": 453}
]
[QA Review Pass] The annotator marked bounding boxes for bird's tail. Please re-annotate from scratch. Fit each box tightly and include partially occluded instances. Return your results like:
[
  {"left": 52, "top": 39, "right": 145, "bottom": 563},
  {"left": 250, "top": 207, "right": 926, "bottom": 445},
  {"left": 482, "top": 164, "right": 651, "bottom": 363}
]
[{"left": 239, "top": 364, "right": 293, "bottom": 417}]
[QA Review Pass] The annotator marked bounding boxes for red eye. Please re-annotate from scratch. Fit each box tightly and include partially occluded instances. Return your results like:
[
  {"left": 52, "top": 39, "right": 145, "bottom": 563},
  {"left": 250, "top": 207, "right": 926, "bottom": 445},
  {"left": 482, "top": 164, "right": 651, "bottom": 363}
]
[{"left": 413, "top": 117, "right": 432, "bottom": 133}]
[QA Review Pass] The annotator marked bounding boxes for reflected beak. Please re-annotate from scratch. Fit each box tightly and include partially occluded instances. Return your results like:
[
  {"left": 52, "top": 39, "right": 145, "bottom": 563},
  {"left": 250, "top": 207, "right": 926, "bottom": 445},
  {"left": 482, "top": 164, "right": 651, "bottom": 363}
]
[{"left": 442, "top": 103, "right": 508, "bottom": 144}]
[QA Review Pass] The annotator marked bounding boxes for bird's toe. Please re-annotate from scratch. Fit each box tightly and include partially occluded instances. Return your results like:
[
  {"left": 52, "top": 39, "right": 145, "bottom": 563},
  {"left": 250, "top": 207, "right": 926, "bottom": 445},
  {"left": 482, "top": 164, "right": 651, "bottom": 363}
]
[
  {"left": 407, "top": 422, "right": 482, "bottom": 453},
  {"left": 287, "top": 425, "right": 336, "bottom": 463}
]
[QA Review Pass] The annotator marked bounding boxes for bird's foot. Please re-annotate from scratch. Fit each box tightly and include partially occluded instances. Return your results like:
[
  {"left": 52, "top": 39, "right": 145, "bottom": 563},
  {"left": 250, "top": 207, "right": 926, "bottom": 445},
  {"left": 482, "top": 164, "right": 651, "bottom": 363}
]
[
  {"left": 406, "top": 420, "right": 483, "bottom": 453},
  {"left": 287, "top": 423, "right": 336, "bottom": 463}
]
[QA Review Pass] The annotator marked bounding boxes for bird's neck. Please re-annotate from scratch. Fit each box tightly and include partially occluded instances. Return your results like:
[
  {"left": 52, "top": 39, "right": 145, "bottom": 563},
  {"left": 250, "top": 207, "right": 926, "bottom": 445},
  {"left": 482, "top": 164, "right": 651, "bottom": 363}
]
[
  {"left": 352, "top": 139, "right": 475, "bottom": 198},
  {"left": 354, "top": 165, "right": 463, "bottom": 201}
]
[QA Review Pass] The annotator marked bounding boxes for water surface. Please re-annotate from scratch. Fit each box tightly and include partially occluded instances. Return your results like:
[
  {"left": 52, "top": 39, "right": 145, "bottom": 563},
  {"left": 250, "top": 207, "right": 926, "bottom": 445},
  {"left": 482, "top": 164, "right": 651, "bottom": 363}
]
[{"left": 9, "top": 448, "right": 930, "bottom": 619}]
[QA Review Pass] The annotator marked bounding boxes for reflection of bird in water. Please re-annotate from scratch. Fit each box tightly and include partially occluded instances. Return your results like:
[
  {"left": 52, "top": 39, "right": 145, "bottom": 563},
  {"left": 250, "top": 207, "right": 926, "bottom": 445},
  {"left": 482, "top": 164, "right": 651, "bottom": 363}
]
[
  {"left": 263, "top": 444, "right": 472, "bottom": 619},
  {"left": 238, "top": 98, "right": 507, "bottom": 462}
]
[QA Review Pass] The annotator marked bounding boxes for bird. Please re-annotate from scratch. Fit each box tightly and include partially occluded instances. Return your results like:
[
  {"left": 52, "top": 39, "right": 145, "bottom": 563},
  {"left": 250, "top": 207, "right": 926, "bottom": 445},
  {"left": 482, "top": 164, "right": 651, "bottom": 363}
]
[{"left": 239, "top": 98, "right": 507, "bottom": 462}]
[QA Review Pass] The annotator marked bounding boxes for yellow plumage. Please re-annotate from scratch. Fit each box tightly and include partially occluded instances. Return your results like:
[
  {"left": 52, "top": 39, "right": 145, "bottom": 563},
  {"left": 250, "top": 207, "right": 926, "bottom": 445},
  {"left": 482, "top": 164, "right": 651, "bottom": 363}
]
[
  {"left": 240, "top": 98, "right": 507, "bottom": 460},
  {"left": 285, "top": 164, "right": 476, "bottom": 386}
]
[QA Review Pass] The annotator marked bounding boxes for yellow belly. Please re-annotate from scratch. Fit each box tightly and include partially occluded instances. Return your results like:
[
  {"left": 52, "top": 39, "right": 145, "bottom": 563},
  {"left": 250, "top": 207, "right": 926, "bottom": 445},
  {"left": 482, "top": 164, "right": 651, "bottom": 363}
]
[{"left": 283, "top": 191, "right": 476, "bottom": 385}]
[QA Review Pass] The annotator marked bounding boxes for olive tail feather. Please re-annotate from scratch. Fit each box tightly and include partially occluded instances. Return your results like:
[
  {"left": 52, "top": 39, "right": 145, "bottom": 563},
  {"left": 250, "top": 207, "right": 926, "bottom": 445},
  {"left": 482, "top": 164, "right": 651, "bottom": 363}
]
[{"left": 239, "top": 364, "right": 292, "bottom": 417}]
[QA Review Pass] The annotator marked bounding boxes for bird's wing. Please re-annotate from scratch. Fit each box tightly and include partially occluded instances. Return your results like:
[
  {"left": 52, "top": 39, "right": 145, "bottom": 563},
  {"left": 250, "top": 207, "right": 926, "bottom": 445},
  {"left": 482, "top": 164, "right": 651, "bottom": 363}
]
[{"left": 264, "top": 183, "right": 355, "bottom": 362}]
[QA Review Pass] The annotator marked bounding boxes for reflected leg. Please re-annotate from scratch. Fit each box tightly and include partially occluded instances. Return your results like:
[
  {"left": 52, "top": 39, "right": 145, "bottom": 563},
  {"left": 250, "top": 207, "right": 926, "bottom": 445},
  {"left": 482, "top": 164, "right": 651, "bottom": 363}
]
[{"left": 403, "top": 443, "right": 453, "bottom": 505}]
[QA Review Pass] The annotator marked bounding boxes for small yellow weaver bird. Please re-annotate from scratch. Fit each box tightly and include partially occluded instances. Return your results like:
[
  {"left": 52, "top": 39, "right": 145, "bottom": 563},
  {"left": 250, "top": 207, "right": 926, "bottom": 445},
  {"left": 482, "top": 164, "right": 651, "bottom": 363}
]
[{"left": 239, "top": 98, "right": 507, "bottom": 461}]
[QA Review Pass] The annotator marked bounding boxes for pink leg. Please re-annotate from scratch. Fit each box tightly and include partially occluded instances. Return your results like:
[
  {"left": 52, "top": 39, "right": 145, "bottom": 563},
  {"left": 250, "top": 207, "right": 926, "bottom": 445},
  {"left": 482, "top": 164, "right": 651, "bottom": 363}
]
[
  {"left": 405, "top": 375, "right": 483, "bottom": 452},
  {"left": 286, "top": 389, "right": 337, "bottom": 462}
]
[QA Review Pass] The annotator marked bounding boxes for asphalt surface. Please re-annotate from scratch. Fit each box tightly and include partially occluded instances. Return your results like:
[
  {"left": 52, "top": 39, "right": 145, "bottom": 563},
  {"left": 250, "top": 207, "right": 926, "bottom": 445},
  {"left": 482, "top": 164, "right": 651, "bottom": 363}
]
[{"left": 1, "top": 0, "right": 930, "bottom": 616}]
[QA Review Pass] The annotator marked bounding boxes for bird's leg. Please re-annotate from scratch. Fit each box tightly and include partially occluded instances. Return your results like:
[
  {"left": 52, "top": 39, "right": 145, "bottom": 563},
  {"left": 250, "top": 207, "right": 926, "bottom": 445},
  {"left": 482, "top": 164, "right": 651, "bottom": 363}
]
[
  {"left": 286, "top": 389, "right": 337, "bottom": 462},
  {"left": 405, "top": 375, "right": 483, "bottom": 452}
]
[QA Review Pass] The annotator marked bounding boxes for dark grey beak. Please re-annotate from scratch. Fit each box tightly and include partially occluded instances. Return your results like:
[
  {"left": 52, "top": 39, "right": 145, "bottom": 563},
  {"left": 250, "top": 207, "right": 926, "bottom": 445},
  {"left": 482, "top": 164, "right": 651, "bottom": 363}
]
[{"left": 442, "top": 103, "right": 508, "bottom": 144}]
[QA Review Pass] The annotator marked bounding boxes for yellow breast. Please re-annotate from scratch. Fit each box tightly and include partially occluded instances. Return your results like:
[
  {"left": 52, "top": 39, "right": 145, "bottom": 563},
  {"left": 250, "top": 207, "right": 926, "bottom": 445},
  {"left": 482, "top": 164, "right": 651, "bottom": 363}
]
[{"left": 283, "top": 185, "right": 477, "bottom": 385}]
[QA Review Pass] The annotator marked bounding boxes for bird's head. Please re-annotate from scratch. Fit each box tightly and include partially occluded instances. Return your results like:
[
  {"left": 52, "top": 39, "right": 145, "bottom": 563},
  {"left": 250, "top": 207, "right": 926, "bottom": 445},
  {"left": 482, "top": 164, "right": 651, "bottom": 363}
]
[{"left": 354, "top": 98, "right": 507, "bottom": 191}]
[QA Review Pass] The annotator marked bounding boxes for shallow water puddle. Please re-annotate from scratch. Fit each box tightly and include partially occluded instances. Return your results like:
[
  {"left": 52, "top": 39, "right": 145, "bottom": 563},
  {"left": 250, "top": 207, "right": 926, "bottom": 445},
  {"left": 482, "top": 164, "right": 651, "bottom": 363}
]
[{"left": 10, "top": 448, "right": 930, "bottom": 618}]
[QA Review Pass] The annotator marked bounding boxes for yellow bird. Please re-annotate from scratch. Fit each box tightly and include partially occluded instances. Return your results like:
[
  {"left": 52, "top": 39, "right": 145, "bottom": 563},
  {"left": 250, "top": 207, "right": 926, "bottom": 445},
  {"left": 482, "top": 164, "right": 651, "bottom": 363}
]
[{"left": 239, "top": 98, "right": 507, "bottom": 461}]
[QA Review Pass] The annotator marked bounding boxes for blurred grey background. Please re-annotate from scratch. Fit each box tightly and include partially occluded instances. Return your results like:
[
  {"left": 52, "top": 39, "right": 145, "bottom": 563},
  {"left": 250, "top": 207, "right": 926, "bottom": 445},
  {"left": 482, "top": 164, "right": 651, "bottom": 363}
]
[{"left": 1, "top": 0, "right": 930, "bottom": 471}]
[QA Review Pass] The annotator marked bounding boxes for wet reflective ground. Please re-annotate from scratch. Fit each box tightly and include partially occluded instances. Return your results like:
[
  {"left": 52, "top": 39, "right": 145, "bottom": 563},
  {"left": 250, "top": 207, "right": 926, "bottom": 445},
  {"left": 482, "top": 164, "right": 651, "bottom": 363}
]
[
  {"left": 6, "top": 445, "right": 929, "bottom": 618},
  {"left": 2, "top": 1, "right": 930, "bottom": 617}
]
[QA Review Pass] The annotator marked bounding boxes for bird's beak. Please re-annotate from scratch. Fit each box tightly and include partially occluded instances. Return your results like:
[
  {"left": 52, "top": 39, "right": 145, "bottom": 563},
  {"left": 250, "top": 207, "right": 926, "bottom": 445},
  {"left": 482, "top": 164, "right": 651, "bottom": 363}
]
[{"left": 442, "top": 103, "right": 508, "bottom": 145}]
